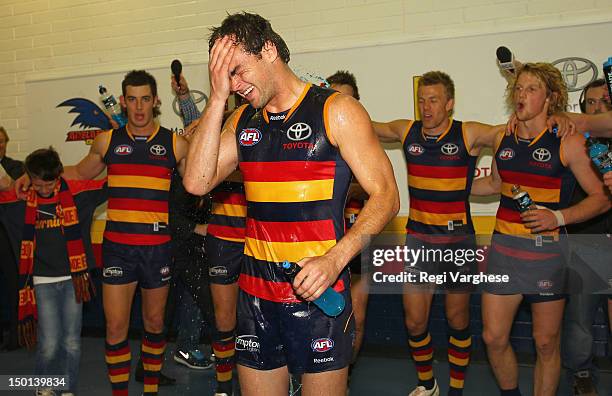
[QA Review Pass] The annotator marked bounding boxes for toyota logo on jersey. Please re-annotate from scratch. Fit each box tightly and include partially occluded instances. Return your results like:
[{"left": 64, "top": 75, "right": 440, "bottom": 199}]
[
  {"left": 150, "top": 144, "right": 166, "bottom": 156},
  {"left": 286, "top": 123, "right": 312, "bottom": 141},
  {"left": 239, "top": 128, "right": 262, "bottom": 146},
  {"left": 441, "top": 143, "right": 459, "bottom": 155},
  {"left": 532, "top": 148, "right": 551, "bottom": 162}
]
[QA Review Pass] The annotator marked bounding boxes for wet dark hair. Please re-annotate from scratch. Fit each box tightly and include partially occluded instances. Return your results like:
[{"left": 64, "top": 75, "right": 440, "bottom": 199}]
[
  {"left": 326, "top": 70, "right": 360, "bottom": 100},
  {"left": 209, "top": 12, "right": 290, "bottom": 63},
  {"left": 122, "top": 70, "right": 161, "bottom": 117},
  {"left": 25, "top": 147, "right": 63, "bottom": 181}
]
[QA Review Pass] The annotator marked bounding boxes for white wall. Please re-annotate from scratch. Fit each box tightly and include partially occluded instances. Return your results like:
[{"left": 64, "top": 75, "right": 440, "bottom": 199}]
[{"left": 2, "top": 0, "right": 612, "bottom": 156}]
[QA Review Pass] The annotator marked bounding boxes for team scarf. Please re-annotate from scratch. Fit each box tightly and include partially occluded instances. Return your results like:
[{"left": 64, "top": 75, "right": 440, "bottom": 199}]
[{"left": 18, "top": 177, "right": 95, "bottom": 349}]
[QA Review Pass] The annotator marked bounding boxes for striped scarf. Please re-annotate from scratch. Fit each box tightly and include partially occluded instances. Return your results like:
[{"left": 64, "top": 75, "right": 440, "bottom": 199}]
[{"left": 18, "top": 177, "right": 95, "bottom": 349}]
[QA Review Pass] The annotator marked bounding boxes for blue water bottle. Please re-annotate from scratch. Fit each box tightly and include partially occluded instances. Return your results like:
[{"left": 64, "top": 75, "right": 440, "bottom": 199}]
[
  {"left": 282, "top": 260, "right": 345, "bottom": 317},
  {"left": 99, "top": 85, "right": 127, "bottom": 128},
  {"left": 603, "top": 57, "right": 612, "bottom": 104},
  {"left": 584, "top": 132, "right": 612, "bottom": 174}
]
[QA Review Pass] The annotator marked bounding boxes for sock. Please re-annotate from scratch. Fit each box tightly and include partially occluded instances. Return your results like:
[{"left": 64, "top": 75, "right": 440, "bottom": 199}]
[
  {"left": 141, "top": 331, "right": 166, "bottom": 395},
  {"left": 213, "top": 329, "right": 235, "bottom": 394},
  {"left": 105, "top": 339, "right": 131, "bottom": 396},
  {"left": 408, "top": 330, "right": 435, "bottom": 390},
  {"left": 447, "top": 325, "right": 471, "bottom": 396},
  {"left": 500, "top": 388, "right": 522, "bottom": 396}
]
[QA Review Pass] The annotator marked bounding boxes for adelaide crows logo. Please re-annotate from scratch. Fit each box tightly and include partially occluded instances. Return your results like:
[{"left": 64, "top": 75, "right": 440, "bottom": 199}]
[{"left": 57, "top": 98, "right": 112, "bottom": 145}]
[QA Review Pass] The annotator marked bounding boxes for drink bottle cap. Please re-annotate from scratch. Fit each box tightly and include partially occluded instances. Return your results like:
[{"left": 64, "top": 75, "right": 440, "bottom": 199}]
[
  {"left": 511, "top": 184, "right": 520, "bottom": 193},
  {"left": 281, "top": 261, "right": 292, "bottom": 270},
  {"left": 99, "top": 85, "right": 107, "bottom": 95},
  {"left": 584, "top": 132, "right": 591, "bottom": 139}
]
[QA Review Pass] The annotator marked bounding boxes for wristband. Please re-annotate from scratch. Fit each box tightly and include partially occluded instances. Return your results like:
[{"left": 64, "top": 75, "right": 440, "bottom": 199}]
[{"left": 551, "top": 210, "right": 565, "bottom": 227}]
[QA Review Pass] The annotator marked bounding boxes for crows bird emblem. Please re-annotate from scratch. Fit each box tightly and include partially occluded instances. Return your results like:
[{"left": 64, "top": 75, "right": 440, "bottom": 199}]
[{"left": 57, "top": 98, "right": 112, "bottom": 130}]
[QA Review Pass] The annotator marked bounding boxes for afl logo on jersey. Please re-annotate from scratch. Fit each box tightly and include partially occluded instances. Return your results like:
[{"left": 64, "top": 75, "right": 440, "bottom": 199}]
[
  {"left": 239, "top": 128, "right": 262, "bottom": 146},
  {"left": 408, "top": 143, "right": 424, "bottom": 156},
  {"left": 498, "top": 148, "right": 515, "bottom": 160},
  {"left": 150, "top": 145, "right": 167, "bottom": 156},
  {"left": 286, "top": 123, "right": 312, "bottom": 141},
  {"left": 441, "top": 143, "right": 459, "bottom": 155},
  {"left": 114, "top": 144, "right": 133, "bottom": 155},
  {"left": 532, "top": 148, "right": 551, "bottom": 162},
  {"left": 311, "top": 338, "right": 334, "bottom": 352}
]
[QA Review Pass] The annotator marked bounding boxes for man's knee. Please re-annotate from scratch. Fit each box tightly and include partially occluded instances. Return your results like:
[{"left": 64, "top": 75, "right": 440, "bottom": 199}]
[
  {"left": 142, "top": 312, "right": 165, "bottom": 333},
  {"left": 534, "top": 332, "right": 560, "bottom": 358},
  {"left": 404, "top": 315, "right": 428, "bottom": 335},
  {"left": 482, "top": 327, "right": 510, "bottom": 351}
]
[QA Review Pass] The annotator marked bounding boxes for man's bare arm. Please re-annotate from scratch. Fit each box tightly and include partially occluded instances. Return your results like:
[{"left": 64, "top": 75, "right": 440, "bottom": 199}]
[
  {"left": 569, "top": 112, "right": 612, "bottom": 138},
  {"left": 183, "top": 37, "right": 239, "bottom": 196},
  {"left": 464, "top": 122, "right": 505, "bottom": 155},
  {"left": 371, "top": 120, "right": 410, "bottom": 143},
  {"left": 63, "top": 131, "right": 110, "bottom": 180},
  {"left": 560, "top": 134, "right": 611, "bottom": 224}
]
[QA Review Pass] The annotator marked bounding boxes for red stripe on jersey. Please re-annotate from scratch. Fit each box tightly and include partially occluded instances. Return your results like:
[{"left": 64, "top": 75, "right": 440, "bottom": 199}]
[
  {"left": 498, "top": 170, "right": 561, "bottom": 189},
  {"left": 239, "top": 273, "right": 345, "bottom": 303},
  {"left": 493, "top": 242, "right": 560, "bottom": 260},
  {"left": 207, "top": 224, "right": 246, "bottom": 240},
  {"left": 212, "top": 191, "right": 247, "bottom": 205},
  {"left": 496, "top": 206, "right": 522, "bottom": 223},
  {"left": 107, "top": 198, "right": 168, "bottom": 212},
  {"left": 407, "top": 164, "right": 468, "bottom": 179},
  {"left": 104, "top": 231, "right": 170, "bottom": 245},
  {"left": 409, "top": 198, "right": 466, "bottom": 214},
  {"left": 108, "top": 163, "right": 171, "bottom": 179},
  {"left": 240, "top": 161, "right": 336, "bottom": 182},
  {"left": 450, "top": 369, "right": 466, "bottom": 379},
  {"left": 246, "top": 218, "right": 336, "bottom": 242}
]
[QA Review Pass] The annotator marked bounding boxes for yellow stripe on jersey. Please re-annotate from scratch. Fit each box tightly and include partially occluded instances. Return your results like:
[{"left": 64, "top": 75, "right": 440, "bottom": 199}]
[
  {"left": 409, "top": 209, "right": 467, "bottom": 226},
  {"left": 212, "top": 203, "right": 247, "bottom": 217},
  {"left": 142, "top": 344, "right": 165, "bottom": 355},
  {"left": 450, "top": 378, "right": 465, "bottom": 388},
  {"left": 108, "top": 175, "right": 171, "bottom": 191},
  {"left": 501, "top": 183, "right": 560, "bottom": 203},
  {"left": 408, "top": 175, "right": 466, "bottom": 191},
  {"left": 244, "top": 237, "right": 336, "bottom": 263},
  {"left": 107, "top": 209, "right": 168, "bottom": 224},
  {"left": 244, "top": 180, "right": 334, "bottom": 202}
]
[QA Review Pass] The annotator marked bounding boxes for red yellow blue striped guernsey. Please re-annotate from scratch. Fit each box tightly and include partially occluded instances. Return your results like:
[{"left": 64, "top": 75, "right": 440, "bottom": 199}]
[
  {"left": 103, "top": 125, "right": 177, "bottom": 245},
  {"left": 402, "top": 119, "right": 477, "bottom": 237},
  {"left": 208, "top": 181, "right": 246, "bottom": 243},
  {"left": 235, "top": 84, "right": 351, "bottom": 303},
  {"left": 493, "top": 128, "right": 575, "bottom": 239}
]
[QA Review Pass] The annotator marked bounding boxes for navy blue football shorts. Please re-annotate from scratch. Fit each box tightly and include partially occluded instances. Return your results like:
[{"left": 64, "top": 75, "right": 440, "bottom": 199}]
[
  {"left": 205, "top": 235, "right": 243, "bottom": 284},
  {"left": 102, "top": 239, "right": 172, "bottom": 289},
  {"left": 235, "top": 287, "right": 355, "bottom": 374}
]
